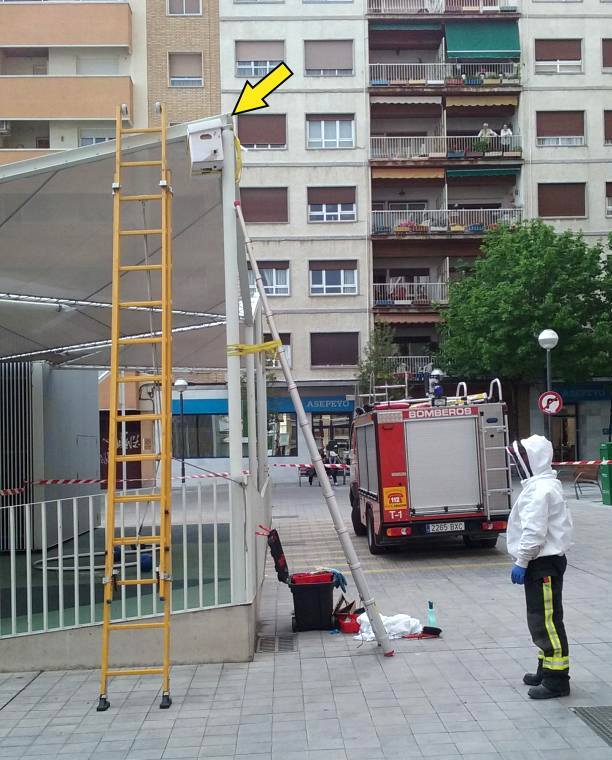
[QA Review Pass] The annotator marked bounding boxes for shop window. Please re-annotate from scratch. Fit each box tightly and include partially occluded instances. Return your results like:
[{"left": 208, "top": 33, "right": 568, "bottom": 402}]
[
  {"left": 268, "top": 412, "right": 298, "bottom": 456},
  {"left": 172, "top": 414, "right": 248, "bottom": 458},
  {"left": 551, "top": 404, "right": 578, "bottom": 462},
  {"left": 311, "top": 413, "right": 352, "bottom": 462}
]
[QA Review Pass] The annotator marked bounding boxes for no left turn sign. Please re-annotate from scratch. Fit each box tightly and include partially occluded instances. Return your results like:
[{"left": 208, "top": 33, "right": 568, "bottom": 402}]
[{"left": 538, "top": 391, "right": 563, "bottom": 415}]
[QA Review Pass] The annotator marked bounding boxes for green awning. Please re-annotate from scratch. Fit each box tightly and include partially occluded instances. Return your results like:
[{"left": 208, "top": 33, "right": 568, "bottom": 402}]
[
  {"left": 370, "top": 22, "right": 442, "bottom": 30},
  {"left": 445, "top": 21, "right": 520, "bottom": 59},
  {"left": 447, "top": 167, "right": 521, "bottom": 177}
]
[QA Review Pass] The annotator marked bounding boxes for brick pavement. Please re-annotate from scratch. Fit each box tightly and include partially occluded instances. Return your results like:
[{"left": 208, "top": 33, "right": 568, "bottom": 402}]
[{"left": 1, "top": 482, "right": 612, "bottom": 759}]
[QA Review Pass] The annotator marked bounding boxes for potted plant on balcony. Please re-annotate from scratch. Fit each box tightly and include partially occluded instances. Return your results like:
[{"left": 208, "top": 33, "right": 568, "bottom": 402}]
[
  {"left": 469, "top": 137, "right": 489, "bottom": 157},
  {"left": 483, "top": 71, "right": 502, "bottom": 85},
  {"left": 447, "top": 139, "right": 465, "bottom": 159}
]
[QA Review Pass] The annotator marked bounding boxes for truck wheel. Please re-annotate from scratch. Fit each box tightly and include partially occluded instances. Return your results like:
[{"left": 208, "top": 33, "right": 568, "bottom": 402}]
[
  {"left": 463, "top": 535, "right": 498, "bottom": 549},
  {"left": 351, "top": 504, "right": 367, "bottom": 537},
  {"left": 367, "top": 511, "right": 384, "bottom": 555}
]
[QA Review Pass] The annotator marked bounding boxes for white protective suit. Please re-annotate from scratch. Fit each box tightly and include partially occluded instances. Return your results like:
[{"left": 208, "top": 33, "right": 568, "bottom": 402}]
[{"left": 506, "top": 435, "right": 574, "bottom": 569}]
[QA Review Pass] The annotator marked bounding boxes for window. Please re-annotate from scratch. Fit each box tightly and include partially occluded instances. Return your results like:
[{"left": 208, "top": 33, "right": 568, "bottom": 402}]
[
  {"left": 237, "top": 114, "right": 286, "bottom": 149},
  {"left": 172, "top": 414, "right": 248, "bottom": 458},
  {"left": 76, "top": 56, "right": 119, "bottom": 75},
  {"left": 536, "top": 111, "right": 585, "bottom": 146},
  {"left": 264, "top": 332, "right": 291, "bottom": 368},
  {"left": 606, "top": 183, "right": 612, "bottom": 216},
  {"left": 307, "top": 187, "right": 356, "bottom": 222},
  {"left": 304, "top": 40, "right": 353, "bottom": 76},
  {"left": 267, "top": 413, "right": 298, "bottom": 457},
  {"left": 605, "top": 111, "right": 612, "bottom": 145},
  {"left": 309, "top": 261, "right": 357, "bottom": 295},
  {"left": 534, "top": 39, "right": 582, "bottom": 73},
  {"left": 311, "top": 332, "right": 359, "bottom": 366},
  {"left": 168, "top": 0, "right": 201, "bottom": 14},
  {"left": 241, "top": 188, "right": 288, "bottom": 223},
  {"left": 248, "top": 261, "right": 290, "bottom": 295},
  {"left": 79, "top": 129, "right": 114, "bottom": 147},
  {"left": 36, "top": 137, "right": 50, "bottom": 149},
  {"left": 603, "top": 39, "right": 612, "bottom": 69},
  {"left": 235, "top": 41, "right": 284, "bottom": 77},
  {"left": 168, "top": 52, "right": 203, "bottom": 87},
  {"left": 306, "top": 115, "right": 354, "bottom": 149},
  {"left": 538, "top": 183, "right": 586, "bottom": 218}
]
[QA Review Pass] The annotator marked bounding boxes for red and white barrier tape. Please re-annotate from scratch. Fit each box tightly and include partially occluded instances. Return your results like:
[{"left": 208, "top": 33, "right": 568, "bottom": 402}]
[
  {"left": 0, "top": 486, "right": 27, "bottom": 496},
  {"left": 272, "top": 463, "right": 349, "bottom": 470},
  {"left": 553, "top": 460, "right": 612, "bottom": 466}
]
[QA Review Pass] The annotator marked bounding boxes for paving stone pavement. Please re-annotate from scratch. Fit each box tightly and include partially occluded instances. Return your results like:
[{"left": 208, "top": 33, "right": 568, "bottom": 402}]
[{"left": 1, "top": 481, "right": 612, "bottom": 759}]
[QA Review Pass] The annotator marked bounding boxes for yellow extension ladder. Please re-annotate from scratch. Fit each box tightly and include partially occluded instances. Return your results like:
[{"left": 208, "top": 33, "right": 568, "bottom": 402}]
[{"left": 97, "top": 103, "right": 173, "bottom": 712}]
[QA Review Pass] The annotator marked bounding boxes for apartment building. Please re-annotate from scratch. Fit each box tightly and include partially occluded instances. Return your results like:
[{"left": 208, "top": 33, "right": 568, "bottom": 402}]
[{"left": 0, "top": 0, "right": 220, "bottom": 164}]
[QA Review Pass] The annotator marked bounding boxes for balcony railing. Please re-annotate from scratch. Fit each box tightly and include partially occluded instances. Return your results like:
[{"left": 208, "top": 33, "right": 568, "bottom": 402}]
[
  {"left": 369, "top": 62, "right": 520, "bottom": 86},
  {"left": 373, "top": 282, "right": 449, "bottom": 305},
  {"left": 368, "top": 0, "right": 518, "bottom": 11},
  {"left": 380, "top": 355, "right": 433, "bottom": 377},
  {"left": 371, "top": 208, "right": 522, "bottom": 235},
  {"left": 370, "top": 134, "right": 522, "bottom": 160}
]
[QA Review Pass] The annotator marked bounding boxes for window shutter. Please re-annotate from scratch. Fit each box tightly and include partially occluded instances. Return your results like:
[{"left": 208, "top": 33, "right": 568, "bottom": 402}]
[
  {"left": 264, "top": 333, "right": 290, "bottom": 345},
  {"left": 307, "top": 186, "right": 356, "bottom": 205},
  {"left": 306, "top": 113, "right": 353, "bottom": 122},
  {"left": 603, "top": 39, "right": 612, "bottom": 68},
  {"left": 309, "top": 260, "right": 357, "bottom": 271},
  {"left": 235, "top": 41, "right": 284, "bottom": 60},
  {"left": 606, "top": 182, "right": 612, "bottom": 197},
  {"left": 310, "top": 332, "right": 359, "bottom": 366},
  {"left": 304, "top": 40, "right": 353, "bottom": 70},
  {"left": 255, "top": 260, "right": 289, "bottom": 269},
  {"left": 169, "top": 53, "right": 202, "bottom": 77},
  {"left": 605, "top": 111, "right": 612, "bottom": 142},
  {"left": 534, "top": 39, "right": 581, "bottom": 61},
  {"left": 538, "top": 183, "right": 585, "bottom": 217},
  {"left": 241, "top": 188, "right": 288, "bottom": 223},
  {"left": 237, "top": 114, "right": 286, "bottom": 145},
  {"left": 536, "top": 111, "right": 584, "bottom": 137}
]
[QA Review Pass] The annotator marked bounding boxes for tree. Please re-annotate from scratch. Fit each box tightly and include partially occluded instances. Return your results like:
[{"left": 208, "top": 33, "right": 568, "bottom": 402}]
[
  {"left": 439, "top": 221, "right": 612, "bottom": 383},
  {"left": 358, "top": 322, "right": 398, "bottom": 393}
]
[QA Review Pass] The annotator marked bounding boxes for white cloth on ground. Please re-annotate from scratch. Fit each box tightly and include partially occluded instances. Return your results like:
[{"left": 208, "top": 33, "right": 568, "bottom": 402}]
[{"left": 354, "top": 612, "right": 422, "bottom": 641}]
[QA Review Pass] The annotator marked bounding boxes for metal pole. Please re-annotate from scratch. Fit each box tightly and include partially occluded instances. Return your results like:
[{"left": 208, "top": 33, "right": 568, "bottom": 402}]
[
  {"left": 179, "top": 390, "right": 186, "bottom": 484},
  {"left": 546, "top": 348, "right": 552, "bottom": 440},
  {"left": 235, "top": 202, "right": 394, "bottom": 657}
]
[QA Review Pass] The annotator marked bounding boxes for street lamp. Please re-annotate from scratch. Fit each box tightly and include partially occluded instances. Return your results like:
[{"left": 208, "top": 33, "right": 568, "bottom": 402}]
[
  {"left": 174, "top": 378, "right": 188, "bottom": 483},
  {"left": 538, "top": 329, "right": 559, "bottom": 439}
]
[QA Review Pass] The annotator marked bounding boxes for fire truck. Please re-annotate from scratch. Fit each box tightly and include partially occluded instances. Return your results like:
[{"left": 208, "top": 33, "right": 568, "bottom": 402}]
[{"left": 349, "top": 379, "right": 512, "bottom": 554}]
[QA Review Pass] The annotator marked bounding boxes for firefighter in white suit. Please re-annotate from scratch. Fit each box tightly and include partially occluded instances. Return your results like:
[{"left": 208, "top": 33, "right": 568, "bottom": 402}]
[{"left": 506, "top": 435, "right": 574, "bottom": 699}]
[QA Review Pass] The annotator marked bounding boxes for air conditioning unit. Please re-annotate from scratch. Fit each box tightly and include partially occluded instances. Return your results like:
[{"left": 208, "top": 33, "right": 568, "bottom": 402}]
[{"left": 0, "top": 121, "right": 11, "bottom": 136}]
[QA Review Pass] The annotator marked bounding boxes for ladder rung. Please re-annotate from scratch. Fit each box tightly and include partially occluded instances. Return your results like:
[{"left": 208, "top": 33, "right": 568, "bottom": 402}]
[
  {"left": 119, "top": 300, "right": 163, "bottom": 308},
  {"left": 108, "top": 622, "right": 165, "bottom": 631},
  {"left": 113, "top": 494, "right": 162, "bottom": 504},
  {"left": 121, "top": 194, "right": 163, "bottom": 203},
  {"left": 106, "top": 667, "right": 164, "bottom": 677},
  {"left": 120, "top": 160, "right": 163, "bottom": 168},
  {"left": 113, "top": 534, "right": 161, "bottom": 544},
  {"left": 118, "top": 374, "right": 162, "bottom": 383},
  {"left": 487, "top": 488, "right": 512, "bottom": 494},
  {"left": 486, "top": 467, "right": 509, "bottom": 472},
  {"left": 120, "top": 229, "right": 163, "bottom": 237},
  {"left": 116, "top": 413, "right": 161, "bottom": 422},
  {"left": 121, "top": 127, "right": 163, "bottom": 135},
  {"left": 119, "top": 264, "right": 163, "bottom": 272},
  {"left": 116, "top": 453, "right": 162, "bottom": 463},
  {"left": 118, "top": 336, "right": 163, "bottom": 345},
  {"left": 115, "top": 579, "right": 158, "bottom": 587}
]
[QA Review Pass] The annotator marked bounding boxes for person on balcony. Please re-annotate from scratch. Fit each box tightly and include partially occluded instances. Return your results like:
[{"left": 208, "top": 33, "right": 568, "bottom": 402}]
[
  {"left": 500, "top": 123, "right": 513, "bottom": 151},
  {"left": 477, "top": 123, "right": 498, "bottom": 143}
]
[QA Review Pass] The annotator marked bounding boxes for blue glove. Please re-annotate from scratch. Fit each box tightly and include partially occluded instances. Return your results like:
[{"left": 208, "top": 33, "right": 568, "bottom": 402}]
[{"left": 511, "top": 564, "right": 526, "bottom": 585}]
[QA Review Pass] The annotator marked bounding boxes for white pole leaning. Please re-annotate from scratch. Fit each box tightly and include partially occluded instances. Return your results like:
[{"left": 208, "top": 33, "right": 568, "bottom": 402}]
[{"left": 234, "top": 201, "right": 394, "bottom": 658}]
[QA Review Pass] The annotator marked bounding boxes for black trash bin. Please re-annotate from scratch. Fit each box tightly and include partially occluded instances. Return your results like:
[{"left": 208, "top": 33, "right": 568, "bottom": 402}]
[{"left": 289, "top": 577, "right": 334, "bottom": 632}]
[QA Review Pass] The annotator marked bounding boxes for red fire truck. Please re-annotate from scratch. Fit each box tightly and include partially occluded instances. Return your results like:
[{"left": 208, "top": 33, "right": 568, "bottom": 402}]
[{"left": 349, "top": 381, "right": 512, "bottom": 554}]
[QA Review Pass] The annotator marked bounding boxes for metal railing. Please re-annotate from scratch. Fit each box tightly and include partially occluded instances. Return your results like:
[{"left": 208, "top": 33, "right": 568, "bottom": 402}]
[
  {"left": 368, "top": 0, "right": 518, "bottom": 10},
  {"left": 370, "top": 134, "right": 522, "bottom": 159},
  {"left": 373, "top": 281, "right": 449, "bottom": 305},
  {"left": 444, "top": 0, "right": 519, "bottom": 10},
  {"left": 369, "top": 62, "right": 520, "bottom": 85},
  {"left": 381, "top": 355, "right": 433, "bottom": 376},
  {"left": 371, "top": 207, "right": 522, "bottom": 234},
  {"left": 0, "top": 477, "right": 270, "bottom": 638}
]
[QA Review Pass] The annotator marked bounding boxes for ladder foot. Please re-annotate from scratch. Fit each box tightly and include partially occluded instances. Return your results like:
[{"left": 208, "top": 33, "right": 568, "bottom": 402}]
[
  {"left": 159, "top": 692, "right": 172, "bottom": 710},
  {"left": 97, "top": 695, "right": 111, "bottom": 712}
]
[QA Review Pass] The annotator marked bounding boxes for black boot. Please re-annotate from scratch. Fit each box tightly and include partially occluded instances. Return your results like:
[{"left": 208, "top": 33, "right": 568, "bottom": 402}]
[
  {"left": 528, "top": 682, "right": 570, "bottom": 699},
  {"left": 523, "top": 661, "right": 543, "bottom": 686}
]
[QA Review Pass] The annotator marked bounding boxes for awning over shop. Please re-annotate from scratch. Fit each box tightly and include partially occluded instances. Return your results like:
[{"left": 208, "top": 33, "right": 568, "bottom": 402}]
[
  {"left": 445, "top": 21, "right": 520, "bottom": 60},
  {"left": 446, "top": 167, "right": 521, "bottom": 177},
  {"left": 446, "top": 95, "right": 518, "bottom": 107},
  {"left": 375, "top": 314, "right": 444, "bottom": 324},
  {"left": 371, "top": 96, "right": 442, "bottom": 105},
  {"left": 372, "top": 167, "right": 445, "bottom": 179}
]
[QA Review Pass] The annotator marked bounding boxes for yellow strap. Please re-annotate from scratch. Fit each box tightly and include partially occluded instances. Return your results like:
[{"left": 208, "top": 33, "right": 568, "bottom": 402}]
[
  {"left": 227, "top": 339, "right": 282, "bottom": 357},
  {"left": 542, "top": 578, "right": 563, "bottom": 661},
  {"left": 234, "top": 136, "right": 243, "bottom": 183}
]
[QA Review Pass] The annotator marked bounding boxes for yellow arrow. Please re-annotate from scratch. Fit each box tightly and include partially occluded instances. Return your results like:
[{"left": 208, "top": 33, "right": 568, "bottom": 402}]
[{"left": 232, "top": 63, "right": 293, "bottom": 116}]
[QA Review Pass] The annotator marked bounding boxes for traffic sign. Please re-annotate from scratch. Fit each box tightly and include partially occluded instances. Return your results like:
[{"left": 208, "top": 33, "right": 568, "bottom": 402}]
[{"left": 538, "top": 391, "right": 563, "bottom": 415}]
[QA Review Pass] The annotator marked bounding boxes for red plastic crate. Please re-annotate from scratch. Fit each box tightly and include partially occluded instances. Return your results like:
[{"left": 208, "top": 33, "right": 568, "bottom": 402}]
[
  {"left": 336, "top": 613, "right": 360, "bottom": 634},
  {"left": 290, "top": 572, "right": 334, "bottom": 585}
]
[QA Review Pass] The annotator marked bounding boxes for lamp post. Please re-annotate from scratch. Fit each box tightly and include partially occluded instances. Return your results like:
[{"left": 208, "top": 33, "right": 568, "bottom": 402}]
[
  {"left": 174, "top": 378, "right": 188, "bottom": 483},
  {"left": 538, "top": 329, "right": 559, "bottom": 440}
]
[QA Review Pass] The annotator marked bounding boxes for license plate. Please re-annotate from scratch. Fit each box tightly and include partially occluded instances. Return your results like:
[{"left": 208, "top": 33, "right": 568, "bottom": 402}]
[{"left": 426, "top": 521, "right": 465, "bottom": 534}]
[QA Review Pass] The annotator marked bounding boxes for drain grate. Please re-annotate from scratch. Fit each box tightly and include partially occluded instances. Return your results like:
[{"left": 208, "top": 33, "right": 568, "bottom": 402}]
[
  {"left": 573, "top": 707, "right": 612, "bottom": 746},
  {"left": 256, "top": 635, "right": 297, "bottom": 654}
]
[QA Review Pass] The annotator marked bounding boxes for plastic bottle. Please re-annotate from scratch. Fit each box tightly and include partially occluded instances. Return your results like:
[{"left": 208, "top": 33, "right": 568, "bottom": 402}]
[{"left": 427, "top": 600, "right": 437, "bottom": 628}]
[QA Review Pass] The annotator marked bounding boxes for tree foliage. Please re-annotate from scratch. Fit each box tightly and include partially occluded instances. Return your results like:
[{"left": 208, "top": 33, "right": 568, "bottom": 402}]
[
  {"left": 439, "top": 221, "right": 612, "bottom": 382},
  {"left": 358, "top": 322, "right": 398, "bottom": 393}
]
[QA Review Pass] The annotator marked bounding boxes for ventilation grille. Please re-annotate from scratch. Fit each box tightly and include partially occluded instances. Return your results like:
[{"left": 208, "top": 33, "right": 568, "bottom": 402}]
[
  {"left": 573, "top": 707, "right": 612, "bottom": 746},
  {"left": 256, "top": 635, "right": 297, "bottom": 654}
]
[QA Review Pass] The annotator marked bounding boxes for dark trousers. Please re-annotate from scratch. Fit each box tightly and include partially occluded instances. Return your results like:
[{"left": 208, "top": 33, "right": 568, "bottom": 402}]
[{"left": 524, "top": 555, "right": 569, "bottom": 687}]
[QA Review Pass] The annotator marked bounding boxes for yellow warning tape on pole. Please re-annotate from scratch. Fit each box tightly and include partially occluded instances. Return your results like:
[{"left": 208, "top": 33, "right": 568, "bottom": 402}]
[{"left": 227, "top": 339, "right": 281, "bottom": 356}]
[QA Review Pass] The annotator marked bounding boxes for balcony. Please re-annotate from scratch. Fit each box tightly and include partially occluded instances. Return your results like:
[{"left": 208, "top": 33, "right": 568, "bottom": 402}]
[
  {"left": 0, "top": 76, "right": 133, "bottom": 120},
  {"left": 380, "top": 355, "right": 433, "bottom": 377},
  {"left": 371, "top": 207, "right": 522, "bottom": 237},
  {"left": 373, "top": 281, "right": 449, "bottom": 307},
  {"left": 369, "top": 62, "right": 520, "bottom": 88},
  {"left": 368, "top": 0, "right": 518, "bottom": 12},
  {"left": 370, "top": 134, "right": 522, "bottom": 162},
  {"left": 0, "top": 2, "right": 131, "bottom": 48}
]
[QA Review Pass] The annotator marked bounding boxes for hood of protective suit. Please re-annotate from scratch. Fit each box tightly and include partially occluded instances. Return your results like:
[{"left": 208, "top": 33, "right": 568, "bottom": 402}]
[{"left": 507, "top": 434, "right": 554, "bottom": 481}]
